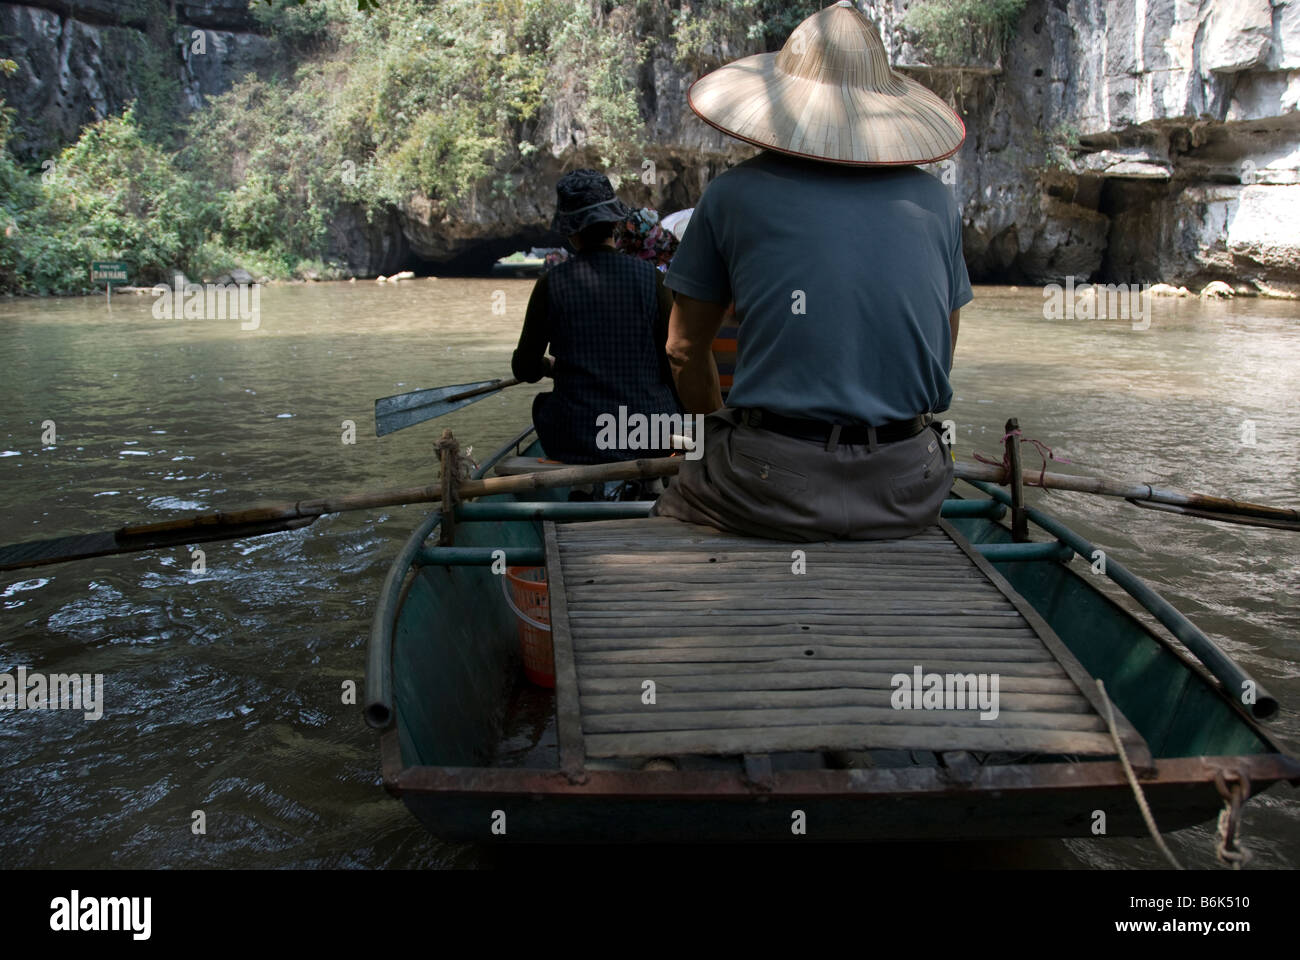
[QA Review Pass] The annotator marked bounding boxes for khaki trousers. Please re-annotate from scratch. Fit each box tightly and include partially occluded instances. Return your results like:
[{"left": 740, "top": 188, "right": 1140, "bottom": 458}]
[{"left": 651, "top": 408, "right": 952, "bottom": 541}]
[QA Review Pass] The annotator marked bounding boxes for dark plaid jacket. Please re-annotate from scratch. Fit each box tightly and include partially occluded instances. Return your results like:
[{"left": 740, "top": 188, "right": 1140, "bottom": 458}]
[{"left": 530, "top": 250, "right": 681, "bottom": 463}]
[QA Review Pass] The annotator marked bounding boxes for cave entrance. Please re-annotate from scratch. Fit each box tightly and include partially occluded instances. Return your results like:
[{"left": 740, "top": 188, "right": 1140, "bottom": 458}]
[
  {"left": 408, "top": 232, "right": 567, "bottom": 278},
  {"left": 1095, "top": 177, "right": 1171, "bottom": 284}
]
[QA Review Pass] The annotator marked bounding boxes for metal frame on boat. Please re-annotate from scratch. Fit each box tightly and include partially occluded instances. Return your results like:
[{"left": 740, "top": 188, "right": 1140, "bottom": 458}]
[{"left": 364, "top": 426, "right": 1300, "bottom": 845}]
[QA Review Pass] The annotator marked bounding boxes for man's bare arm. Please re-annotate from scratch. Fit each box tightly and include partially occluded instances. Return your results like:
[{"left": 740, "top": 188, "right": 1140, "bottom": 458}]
[
  {"left": 666, "top": 293, "right": 728, "bottom": 414},
  {"left": 949, "top": 309, "right": 960, "bottom": 372}
]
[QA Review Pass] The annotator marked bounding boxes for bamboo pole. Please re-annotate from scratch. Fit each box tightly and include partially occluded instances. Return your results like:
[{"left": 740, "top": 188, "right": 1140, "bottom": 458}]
[
  {"left": 129, "top": 458, "right": 681, "bottom": 536},
  {"left": 4, "top": 451, "right": 1296, "bottom": 572},
  {"left": 53, "top": 457, "right": 1300, "bottom": 542}
]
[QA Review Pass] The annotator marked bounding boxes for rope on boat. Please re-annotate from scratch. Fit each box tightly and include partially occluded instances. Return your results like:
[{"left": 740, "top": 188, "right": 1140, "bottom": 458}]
[
  {"left": 457, "top": 446, "right": 480, "bottom": 480},
  {"left": 1214, "top": 770, "right": 1253, "bottom": 869},
  {"left": 1096, "top": 679, "right": 1185, "bottom": 870},
  {"left": 974, "top": 428, "right": 1072, "bottom": 488}
]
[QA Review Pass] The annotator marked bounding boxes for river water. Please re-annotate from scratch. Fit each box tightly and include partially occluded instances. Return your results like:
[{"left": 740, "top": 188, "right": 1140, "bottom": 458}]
[{"left": 1, "top": 280, "right": 1297, "bottom": 869}]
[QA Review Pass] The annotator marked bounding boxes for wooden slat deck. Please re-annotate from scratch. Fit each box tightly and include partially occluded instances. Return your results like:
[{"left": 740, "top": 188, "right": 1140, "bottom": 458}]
[{"left": 542, "top": 518, "right": 1150, "bottom": 769}]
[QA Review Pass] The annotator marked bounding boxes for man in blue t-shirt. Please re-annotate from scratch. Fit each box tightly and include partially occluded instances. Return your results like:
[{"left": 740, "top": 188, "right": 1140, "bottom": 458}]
[{"left": 652, "top": 1, "right": 973, "bottom": 541}]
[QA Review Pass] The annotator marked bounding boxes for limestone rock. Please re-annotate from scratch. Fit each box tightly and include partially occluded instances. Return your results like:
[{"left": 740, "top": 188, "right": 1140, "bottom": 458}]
[
  {"left": 179, "top": 28, "right": 276, "bottom": 113},
  {"left": 326, "top": 204, "right": 408, "bottom": 279},
  {"left": 0, "top": 2, "right": 272, "bottom": 163},
  {"left": 1076, "top": 149, "right": 1171, "bottom": 179},
  {"left": 7, "top": 0, "right": 1300, "bottom": 294},
  {"left": 1227, "top": 185, "right": 1300, "bottom": 277},
  {"left": 1202, "top": 0, "right": 1273, "bottom": 73}
]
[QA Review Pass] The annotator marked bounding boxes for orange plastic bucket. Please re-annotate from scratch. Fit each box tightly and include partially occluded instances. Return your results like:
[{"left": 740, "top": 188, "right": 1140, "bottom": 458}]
[{"left": 503, "top": 566, "right": 554, "bottom": 687}]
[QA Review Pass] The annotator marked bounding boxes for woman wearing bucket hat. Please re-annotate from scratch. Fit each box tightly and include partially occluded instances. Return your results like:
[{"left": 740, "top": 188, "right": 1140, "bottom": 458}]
[
  {"left": 652, "top": 1, "right": 973, "bottom": 541},
  {"left": 512, "top": 169, "right": 682, "bottom": 466}
]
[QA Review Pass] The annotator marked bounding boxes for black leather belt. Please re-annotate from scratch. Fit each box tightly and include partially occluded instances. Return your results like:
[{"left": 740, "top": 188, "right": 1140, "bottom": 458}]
[{"left": 738, "top": 408, "right": 933, "bottom": 445}]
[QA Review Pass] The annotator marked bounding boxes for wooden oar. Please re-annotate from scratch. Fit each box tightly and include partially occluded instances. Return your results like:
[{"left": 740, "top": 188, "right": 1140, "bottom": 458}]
[
  {"left": 0, "top": 457, "right": 679, "bottom": 572},
  {"left": 374, "top": 377, "right": 521, "bottom": 436},
  {"left": 1121, "top": 499, "right": 1300, "bottom": 532},
  {"left": 953, "top": 461, "right": 1299, "bottom": 530}
]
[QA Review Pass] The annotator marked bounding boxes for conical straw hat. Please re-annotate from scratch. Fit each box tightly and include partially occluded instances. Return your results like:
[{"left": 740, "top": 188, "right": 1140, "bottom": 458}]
[{"left": 687, "top": 1, "right": 965, "bottom": 166}]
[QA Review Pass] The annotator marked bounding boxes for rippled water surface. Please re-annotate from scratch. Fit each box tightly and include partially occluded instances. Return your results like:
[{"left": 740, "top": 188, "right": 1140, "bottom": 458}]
[{"left": 1, "top": 281, "right": 1297, "bottom": 868}]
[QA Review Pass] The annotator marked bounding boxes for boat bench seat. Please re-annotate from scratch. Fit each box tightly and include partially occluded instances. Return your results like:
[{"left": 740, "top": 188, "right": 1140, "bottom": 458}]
[{"left": 541, "top": 517, "right": 1151, "bottom": 770}]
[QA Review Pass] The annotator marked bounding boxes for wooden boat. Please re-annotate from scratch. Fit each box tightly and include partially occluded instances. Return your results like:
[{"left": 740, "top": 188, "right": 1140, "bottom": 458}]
[{"left": 363, "top": 424, "right": 1300, "bottom": 844}]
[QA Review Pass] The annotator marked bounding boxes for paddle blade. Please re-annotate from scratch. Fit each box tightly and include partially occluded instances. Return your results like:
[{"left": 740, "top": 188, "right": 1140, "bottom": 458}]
[
  {"left": 1126, "top": 498, "right": 1300, "bottom": 532},
  {"left": 0, "top": 516, "right": 317, "bottom": 572},
  {"left": 374, "top": 379, "right": 506, "bottom": 436}
]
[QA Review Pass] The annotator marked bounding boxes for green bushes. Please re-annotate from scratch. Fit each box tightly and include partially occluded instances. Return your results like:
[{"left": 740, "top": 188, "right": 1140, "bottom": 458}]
[
  {"left": 183, "top": 69, "right": 347, "bottom": 267},
  {"left": 4, "top": 0, "right": 856, "bottom": 295},
  {"left": 0, "top": 105, "right": 41, "bottom": 294},
  {"left": 0, "top": 106, "right": 213, "bottom": 295},
  {"left": 902, "top": 0, "right": 1027, "bottom": 67},
  {"left": 184, "top": 0, "right": 650, "bottom": 265},
  {"left": 250, "top": 0, "right": 341, "bottom": 54},
  {"left": 671, "top": 0, "right": 825, "bottom": 71}
]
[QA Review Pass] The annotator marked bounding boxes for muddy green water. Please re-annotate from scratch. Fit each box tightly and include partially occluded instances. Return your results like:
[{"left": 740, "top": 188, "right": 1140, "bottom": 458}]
[{"left": 1, "top": 281, "right": 1297, "bottom": 869}]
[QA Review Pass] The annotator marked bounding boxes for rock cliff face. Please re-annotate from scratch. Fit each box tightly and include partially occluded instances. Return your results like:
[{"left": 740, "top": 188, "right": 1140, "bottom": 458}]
[
  {"left": 406, "top": 0, "right": 1300, "bottom": 293},
  {"left": 3, "top": 0, "right": 1297, "bottom": 292},
  {"left": 881, "top": 0, "right": 1300, "bottom": 295},
  {"left": 636, "top": 0, "right": 1300, "bottom": 294},
  {"left": 0, "top": 1, "right": 272, "bottom": 160}
]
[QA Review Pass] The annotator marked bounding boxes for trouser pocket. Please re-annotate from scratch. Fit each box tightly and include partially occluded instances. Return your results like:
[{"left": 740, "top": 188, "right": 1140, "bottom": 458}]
[
  {"left": 730, "top": 432, "right": 810, "bottom": 495},
  {"left": 889, "top": 429, "right": 948, "bottom": 501}
]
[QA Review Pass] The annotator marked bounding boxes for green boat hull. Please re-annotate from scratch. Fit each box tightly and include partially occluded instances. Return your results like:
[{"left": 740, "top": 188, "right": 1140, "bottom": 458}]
[{"left": 369, "top": 428, "right": 1299, "bottom": 844}]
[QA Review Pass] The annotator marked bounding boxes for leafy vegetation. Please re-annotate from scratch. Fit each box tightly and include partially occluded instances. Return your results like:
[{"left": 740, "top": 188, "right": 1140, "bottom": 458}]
[
  {"left": 1, "top": 0, "right": 843, "bottom": 295},
  {"left": 1042, "top": 121, "right": 1082, "bottom": 170},
  {"left": 0, "top": 107, "right": 213, "bottom": 294},
  {"left": 902, "top": 0, "right": 1027, "bottom": 67},
  {"left": 109, "top": 9, "right": 185, "bottom": 143},
  {"left": 671, "top": 0, "right": 824, "bottom": 72}
]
